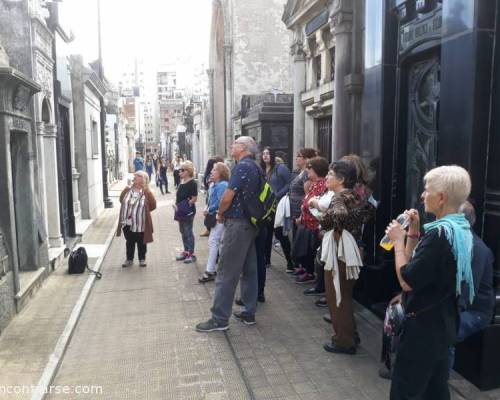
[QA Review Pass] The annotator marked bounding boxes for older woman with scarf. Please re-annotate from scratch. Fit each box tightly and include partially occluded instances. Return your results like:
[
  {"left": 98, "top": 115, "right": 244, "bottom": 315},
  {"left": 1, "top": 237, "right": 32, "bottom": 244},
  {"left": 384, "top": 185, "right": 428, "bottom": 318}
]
[
  {"left": 117, "top": 171, "right": 157, "bottom": 268},
  {"left": 385, "top": 165, "right": 474, "bottom": 400},
  {"left": 292, "top": 156, "right": 329, "bottom": 284},
  {"left": 315, "top": 160, "right": 371, "bottom": 354}
]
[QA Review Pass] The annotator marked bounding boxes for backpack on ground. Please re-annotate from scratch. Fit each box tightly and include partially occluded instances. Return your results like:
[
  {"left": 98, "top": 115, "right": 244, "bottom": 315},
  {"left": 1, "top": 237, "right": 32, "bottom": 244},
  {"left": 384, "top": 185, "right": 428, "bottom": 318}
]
[
  {"left": 68, "top": 247, "right": 102, "bottom": 279},
  {"left": 243, "top": 161, "right": 277, "bottom": 229}
]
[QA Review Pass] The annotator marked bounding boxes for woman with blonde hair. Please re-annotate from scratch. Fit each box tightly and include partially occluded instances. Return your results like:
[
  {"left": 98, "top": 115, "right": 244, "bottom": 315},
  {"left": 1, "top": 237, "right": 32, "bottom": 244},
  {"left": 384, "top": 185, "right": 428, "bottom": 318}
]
[
  {"left": 385, "top": 165, "right": 474, "bottom": 399},
  {"left": 174, "top": 161, "right": 198, "bottom": 263},
  {"left": 199, "top": 162, "right": 230, "bottom": 282},
  {"left": 116, "top": 171, "right": 157, "bottom": 267}
]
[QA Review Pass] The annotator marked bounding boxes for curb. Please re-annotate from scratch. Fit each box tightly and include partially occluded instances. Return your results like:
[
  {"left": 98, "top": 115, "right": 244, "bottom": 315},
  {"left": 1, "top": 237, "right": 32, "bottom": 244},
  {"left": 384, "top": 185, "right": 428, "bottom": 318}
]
[{"left": 31, "top": 225, "right": 117, "bottom": 400}]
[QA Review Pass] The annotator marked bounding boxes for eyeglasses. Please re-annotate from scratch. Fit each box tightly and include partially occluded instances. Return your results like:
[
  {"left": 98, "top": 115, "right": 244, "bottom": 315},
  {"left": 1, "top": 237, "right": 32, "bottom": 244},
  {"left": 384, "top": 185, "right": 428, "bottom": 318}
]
[{"left": 179, "top": 169, "right": 185, "bottom": 172}]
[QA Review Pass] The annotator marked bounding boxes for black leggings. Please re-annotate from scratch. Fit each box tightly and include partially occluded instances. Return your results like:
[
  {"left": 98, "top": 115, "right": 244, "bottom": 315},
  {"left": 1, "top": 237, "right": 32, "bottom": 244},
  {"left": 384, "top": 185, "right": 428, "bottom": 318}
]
[
  {"left": 263, "top": 218, "right": 292, "bottom": 266},
  {"left": 123, "top": 226, "right": 147, "bottom": 261}
]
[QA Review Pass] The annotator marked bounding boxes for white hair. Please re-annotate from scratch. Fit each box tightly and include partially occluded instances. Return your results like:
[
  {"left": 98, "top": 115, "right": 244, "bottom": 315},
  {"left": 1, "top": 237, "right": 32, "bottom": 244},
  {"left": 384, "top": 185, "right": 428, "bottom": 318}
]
[
  {"left": 424, "top": 165, "right": 471, "bottom": 208},
  {"left": 235, "top": 136, "right": 258, "bottom": 155}
]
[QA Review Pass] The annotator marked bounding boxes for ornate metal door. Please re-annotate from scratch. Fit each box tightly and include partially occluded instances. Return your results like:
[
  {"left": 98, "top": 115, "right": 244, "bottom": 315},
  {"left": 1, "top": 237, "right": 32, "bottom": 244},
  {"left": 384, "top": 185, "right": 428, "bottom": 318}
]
[
  {"left": 317, "top": 117, "right": 332, "bottom": 162},
  {"left": 405, "top": 58, "right": 440, "bottom": 213}
]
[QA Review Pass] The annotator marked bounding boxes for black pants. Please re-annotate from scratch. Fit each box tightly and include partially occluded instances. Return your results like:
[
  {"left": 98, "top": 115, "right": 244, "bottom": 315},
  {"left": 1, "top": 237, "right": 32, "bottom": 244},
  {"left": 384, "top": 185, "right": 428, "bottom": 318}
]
[
  {"left": 159, "top": 174, "right": 168, "bottom": 194},
  {"left": 314, "top": 246, "right": 325, "bottom": 292},
  {"left": 263, "top": 219, "right": 292, "bottom": 266},
  {"left": 173, "top": 170, "right": 180, "bottom": 187},
  {"left": 123, "top": 226, "right": 147, "bottom": 261},
  {"left": 391, "top": 355, "right": 450, "bottom": 400},
  {"left": 256, "top": 225, "right": 267, "bottom": 295}
]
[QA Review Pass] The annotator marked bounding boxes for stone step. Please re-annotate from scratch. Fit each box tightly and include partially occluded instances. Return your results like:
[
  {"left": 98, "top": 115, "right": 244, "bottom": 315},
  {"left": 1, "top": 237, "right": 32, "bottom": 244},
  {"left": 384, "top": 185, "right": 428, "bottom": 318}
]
[{"left": 15, "top": 267, "right": 47, "bottom": 313}]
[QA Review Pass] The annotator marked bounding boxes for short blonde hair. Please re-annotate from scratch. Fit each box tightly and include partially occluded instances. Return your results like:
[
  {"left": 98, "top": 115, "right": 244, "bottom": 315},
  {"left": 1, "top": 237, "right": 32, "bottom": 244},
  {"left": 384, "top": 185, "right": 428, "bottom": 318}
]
[
  {"left": 424, "top": 165, "right": 471, "bottom": 208},
  {"left": 213, "top": 162, "right": 230, "bottom": 182},
  {"left": 134, "top": 170, "right": 149, "bottom": 188},
  {"left": 180, "top": 161, "right": 195, "bottom": 177}
]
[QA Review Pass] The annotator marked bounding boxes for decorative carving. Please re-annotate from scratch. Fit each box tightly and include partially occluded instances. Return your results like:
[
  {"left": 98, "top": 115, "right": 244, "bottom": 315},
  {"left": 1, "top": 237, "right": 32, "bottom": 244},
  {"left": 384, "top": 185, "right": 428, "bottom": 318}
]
[
  {"left": 290, "top": 40, "right": 306, "bottom": 60},
  {"left": 32, "top": 18, "right": 52, "bottom": 58},
  {"left": 406, "top": 58, "right": 440, "bottom": 214},
  {"left": 12, "top": 85, "right": 31, "bottom": 112},
  {"left": 11, "top": 117, "right": 30, "bottom": 132},
  {"left": 34, "top": 59, "right": 53, "bottom": 99},
  {"left": 330, "top": 10, "right": 353, "bottom": 34}
]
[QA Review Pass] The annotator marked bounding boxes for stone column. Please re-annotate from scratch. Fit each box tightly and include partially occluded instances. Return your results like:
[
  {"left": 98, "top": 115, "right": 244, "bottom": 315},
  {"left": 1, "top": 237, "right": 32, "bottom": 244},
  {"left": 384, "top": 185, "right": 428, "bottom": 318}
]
[
  {"left": 43, "top": 124, "right": 64, "bottom": 247},
  {"left": 330, "top": 3, "right": 354, "bottom": 160},
  {"left": 291, "top": 40, "right": 306, "bottom": 157},
  {"left": 224, "top": 43, "right": 233, "bottom": 154}
]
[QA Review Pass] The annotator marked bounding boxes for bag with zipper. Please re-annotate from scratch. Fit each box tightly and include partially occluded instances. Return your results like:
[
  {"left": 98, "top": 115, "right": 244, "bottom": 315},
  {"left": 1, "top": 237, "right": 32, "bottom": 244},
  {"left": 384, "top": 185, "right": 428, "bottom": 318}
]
[{"left": 68, "top": 247, "right": 102, "bottom": 279}]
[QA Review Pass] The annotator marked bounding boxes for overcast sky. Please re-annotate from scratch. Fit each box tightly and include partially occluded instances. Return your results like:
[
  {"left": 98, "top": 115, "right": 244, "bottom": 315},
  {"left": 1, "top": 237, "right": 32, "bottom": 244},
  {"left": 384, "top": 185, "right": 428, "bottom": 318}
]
[{"left": 60, "top": 0, "right": 211, "bottom": 85}]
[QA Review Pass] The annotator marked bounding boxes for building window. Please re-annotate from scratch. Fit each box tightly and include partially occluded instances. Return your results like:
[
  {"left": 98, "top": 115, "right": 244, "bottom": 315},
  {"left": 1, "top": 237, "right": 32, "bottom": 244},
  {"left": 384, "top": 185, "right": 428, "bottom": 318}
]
[
  {"left": 315, "top": 55, "right": 322, "bottom": 86},
  {"left": 91, "top": 119, "right": 99, "bottom": 158},
  {"left": 330, "top": 47, "right": 336, "bottom": 81}
]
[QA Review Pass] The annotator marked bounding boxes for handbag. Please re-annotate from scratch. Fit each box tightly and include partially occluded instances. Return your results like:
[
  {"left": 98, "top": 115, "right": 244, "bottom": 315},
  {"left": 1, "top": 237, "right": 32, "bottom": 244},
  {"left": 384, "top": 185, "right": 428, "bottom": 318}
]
[
  {"left": 204, "top": 213, "right": 217, "bottom": 229},
  {"left": 174, "top": 199, "right": 194, "bottom": 221},
  {"left": 68, "top": 247, "right": 102, "bottom": 279}
]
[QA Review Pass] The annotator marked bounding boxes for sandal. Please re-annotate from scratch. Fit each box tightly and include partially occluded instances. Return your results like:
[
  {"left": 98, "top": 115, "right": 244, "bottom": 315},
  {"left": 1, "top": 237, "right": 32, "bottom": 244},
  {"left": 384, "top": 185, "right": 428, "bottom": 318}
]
[{"left": 198, "top": 271, "right": 216, "bottom": 283}]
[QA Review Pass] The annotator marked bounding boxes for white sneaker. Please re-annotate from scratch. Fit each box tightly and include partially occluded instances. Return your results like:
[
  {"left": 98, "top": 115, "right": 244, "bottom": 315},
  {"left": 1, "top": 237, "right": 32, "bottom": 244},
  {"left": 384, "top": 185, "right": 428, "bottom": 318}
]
[
  {"left": 139, "top": 260, "right": 147, "bottom": 267},
  {"left": 122, "top": 260, "right": 133, "bottom": 268}
]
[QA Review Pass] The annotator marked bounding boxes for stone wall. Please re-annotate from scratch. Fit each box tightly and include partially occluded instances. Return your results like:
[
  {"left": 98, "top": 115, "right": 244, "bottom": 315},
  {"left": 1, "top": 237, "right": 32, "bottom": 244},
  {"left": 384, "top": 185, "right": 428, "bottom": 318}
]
[{"left": 232, "top": 0, "right": 292, "bottom": 116}]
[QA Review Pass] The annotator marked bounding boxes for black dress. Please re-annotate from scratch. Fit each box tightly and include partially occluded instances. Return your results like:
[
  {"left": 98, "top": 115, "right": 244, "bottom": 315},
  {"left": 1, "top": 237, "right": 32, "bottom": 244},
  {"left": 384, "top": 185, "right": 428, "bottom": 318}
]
[{"left": 390, "top": 228, "right": 458, "bottom": 400}]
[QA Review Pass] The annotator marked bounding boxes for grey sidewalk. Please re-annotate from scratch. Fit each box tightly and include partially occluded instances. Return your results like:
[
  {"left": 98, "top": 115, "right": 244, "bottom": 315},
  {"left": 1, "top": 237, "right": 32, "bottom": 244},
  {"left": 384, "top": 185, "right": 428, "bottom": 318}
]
[
  {"left": 0, "top": 180, "right": 123, "bottom": 400},
  {"left": 5, "top": 179, "right": 497, "bottom": 400}
]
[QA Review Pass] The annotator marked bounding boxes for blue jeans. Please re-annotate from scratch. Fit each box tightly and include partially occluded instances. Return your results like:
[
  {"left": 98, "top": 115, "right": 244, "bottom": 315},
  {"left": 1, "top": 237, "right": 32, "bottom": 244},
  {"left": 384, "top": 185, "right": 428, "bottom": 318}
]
[
  {"left": 448, "top": 310, "right": 489, "bottom": 371},
  {"left": 178, "top": 216, "right": 195, "bottom": 254}
]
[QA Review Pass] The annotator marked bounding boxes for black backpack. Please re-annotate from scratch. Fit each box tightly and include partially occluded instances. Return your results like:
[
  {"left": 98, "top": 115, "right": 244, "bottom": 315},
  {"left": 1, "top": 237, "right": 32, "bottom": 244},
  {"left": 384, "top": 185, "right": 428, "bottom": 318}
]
[
  {"left": 241, "top": 160, "right": 277, "bottom": 229},
  {"left": 68, "top": 247, "right": 102, "bottom": 279}
]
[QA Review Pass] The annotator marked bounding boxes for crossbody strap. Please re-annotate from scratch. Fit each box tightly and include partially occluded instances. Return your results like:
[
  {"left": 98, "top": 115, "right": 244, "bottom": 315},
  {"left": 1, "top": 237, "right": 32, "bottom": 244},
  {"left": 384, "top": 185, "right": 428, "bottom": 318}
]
[{"left": 405, "top": 292, "right": 453, "bottom": 318}]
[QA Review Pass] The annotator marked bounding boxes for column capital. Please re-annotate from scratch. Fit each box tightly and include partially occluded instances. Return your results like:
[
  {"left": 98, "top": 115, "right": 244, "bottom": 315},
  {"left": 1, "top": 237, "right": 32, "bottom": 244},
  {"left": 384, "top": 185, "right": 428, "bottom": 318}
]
[
  {"left": 290, "top": 40, "right": 306, "bottom": 62},
  {"left": 330, "top": 10, "right": 353, "bottom": 35}
]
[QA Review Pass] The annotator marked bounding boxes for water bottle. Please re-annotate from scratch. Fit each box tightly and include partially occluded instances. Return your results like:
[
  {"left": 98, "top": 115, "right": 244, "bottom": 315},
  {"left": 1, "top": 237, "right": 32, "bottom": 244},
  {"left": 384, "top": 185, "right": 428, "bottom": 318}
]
[{"left": 379, "top": 213, "right": 411, "bottom": 251}]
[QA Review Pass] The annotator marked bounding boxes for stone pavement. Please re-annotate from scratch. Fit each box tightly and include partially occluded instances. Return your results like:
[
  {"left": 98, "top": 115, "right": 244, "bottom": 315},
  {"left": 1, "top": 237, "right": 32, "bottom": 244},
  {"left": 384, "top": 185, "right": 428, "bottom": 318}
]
[
  {"left": 42, "top": 181, "right": 496, "bottom": 400},
  {"left": 0, "top": 177, "right": 497, "bottom": 400},
  {"left": 0, "top": 179, "right": 125, "bottom": 400}
]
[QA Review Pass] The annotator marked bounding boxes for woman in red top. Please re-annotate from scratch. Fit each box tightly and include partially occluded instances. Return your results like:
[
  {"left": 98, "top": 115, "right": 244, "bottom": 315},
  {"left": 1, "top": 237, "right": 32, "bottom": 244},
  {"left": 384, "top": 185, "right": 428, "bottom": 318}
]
[{"left": 292, "top": 157, "right": 329, "bottom": 283}]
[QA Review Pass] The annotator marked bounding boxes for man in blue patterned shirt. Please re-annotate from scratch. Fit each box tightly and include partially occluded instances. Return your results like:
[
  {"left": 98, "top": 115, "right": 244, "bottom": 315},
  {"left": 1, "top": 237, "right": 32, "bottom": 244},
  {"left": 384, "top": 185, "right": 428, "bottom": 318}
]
[{"left": 196, "top": 136, "right": 261, "bottom": 331}]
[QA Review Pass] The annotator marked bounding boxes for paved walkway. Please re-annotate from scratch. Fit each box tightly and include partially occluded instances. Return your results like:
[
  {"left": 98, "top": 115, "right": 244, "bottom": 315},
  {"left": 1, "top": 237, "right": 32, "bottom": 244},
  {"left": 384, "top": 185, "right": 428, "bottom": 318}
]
[
  {"left": 44, "top": 182, "right": 493, "bottom": 400},
  {"left": 0, "top": 177, "right": 497, "bottom": 400},
  {"left": 0, "top": 180, "right": 124, "bottom": 400}
]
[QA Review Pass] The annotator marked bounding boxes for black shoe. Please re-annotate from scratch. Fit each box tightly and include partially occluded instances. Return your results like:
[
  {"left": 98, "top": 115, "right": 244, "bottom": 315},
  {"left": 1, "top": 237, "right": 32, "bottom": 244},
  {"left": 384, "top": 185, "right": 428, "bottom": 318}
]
[
  {"left": 195, "top": 318, "right": 229, "bottom": 332},
  {"left": 323, "top": 341, "right": 356, "bottom": 355},
  {"left": 235, "top": 298, "right": 244, "bottom": 306},
  {"left": 354, "top": 332, "right": 361, "bottom": 346},
  {"left": 257, "top": 293, "right": 266, "bottom": 303},
  {"left": 315, "top": 297, "right": 328, "bottom": 308},
  {"left": 303, "top": 287, "right": 325, "bottom": 296},
  {"left": 323, "top": 313, "right": 331, "bottom": 323},
  {"left": 379, "top": 364, "right": 392, "bottom": 380},
  {"left": 233, "top": 311, "right": 256, "bottom": 325}
]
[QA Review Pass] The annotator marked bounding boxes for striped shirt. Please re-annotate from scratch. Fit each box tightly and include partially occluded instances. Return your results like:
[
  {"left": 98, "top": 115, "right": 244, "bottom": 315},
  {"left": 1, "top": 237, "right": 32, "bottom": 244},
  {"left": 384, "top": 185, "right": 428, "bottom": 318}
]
[{"left": 120, "top": 189, "right": 146, "bottom": 232}]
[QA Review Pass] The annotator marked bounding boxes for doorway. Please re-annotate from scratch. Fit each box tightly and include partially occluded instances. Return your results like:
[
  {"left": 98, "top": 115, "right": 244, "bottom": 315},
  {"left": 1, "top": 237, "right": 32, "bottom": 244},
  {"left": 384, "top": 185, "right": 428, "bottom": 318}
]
[
  {"left": 397, "top": 54, "right": 441, "bottom": 219},
  {"left": 57, "top": 105, "right": 75, "bottom": 239},
  {"left": 317, "top": 116, "right": 332, "bottom": 162}
]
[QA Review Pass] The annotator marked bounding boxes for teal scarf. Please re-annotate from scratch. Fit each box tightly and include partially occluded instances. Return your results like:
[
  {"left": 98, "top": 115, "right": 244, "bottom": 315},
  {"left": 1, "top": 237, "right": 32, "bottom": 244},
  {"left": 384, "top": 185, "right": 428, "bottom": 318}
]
[{"left": 423, "top": 213, "right": 474, "bottom": 304}]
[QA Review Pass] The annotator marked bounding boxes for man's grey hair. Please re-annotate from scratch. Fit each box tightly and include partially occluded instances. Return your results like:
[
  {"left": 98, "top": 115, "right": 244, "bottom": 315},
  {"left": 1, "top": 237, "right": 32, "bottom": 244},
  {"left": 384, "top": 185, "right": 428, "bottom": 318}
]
[
  {"left": 459, "top": 200, "right": 476, "bottom": 226},
  {"left": 235, "top": 136, "right": 258, "bottom": 155}
]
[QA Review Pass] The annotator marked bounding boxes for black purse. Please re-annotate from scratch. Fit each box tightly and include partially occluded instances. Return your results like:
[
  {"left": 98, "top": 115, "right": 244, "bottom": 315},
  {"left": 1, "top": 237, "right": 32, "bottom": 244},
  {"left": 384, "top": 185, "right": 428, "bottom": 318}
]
[{"left": 204, "top": 213, "right": 217, "bottom": 229}]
